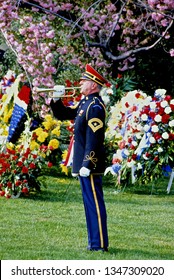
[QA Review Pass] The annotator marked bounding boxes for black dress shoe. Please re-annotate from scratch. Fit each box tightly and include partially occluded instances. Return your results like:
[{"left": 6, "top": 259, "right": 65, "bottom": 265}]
[{"left": 87, "top": 247, "right": 108, "bottom": 252}]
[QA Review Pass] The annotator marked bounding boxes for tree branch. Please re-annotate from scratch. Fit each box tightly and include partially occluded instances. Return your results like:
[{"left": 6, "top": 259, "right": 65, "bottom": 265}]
[
  {"left": 106, "top": 0, "right": 127, "bottom": 45},
  {"left": 104, "top": 19, "right": 173, "bottom": 61}
]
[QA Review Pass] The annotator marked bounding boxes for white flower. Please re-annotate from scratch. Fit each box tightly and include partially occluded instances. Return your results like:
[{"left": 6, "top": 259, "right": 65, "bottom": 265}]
[
  {"left": 149, "top": 102, "right": 156, "bottom": 109},
  {"left": 162, "top": 132, "right": 169, "bottom": 139},
  {"left": 124, "top": 149, "right": 129, "bottom": 156},
  {"left": 164, "top": 106, "right": 172, "bottom": 114},
  {"left": 136, "top": 132, "right": 142, "bottom": 139},
  {"left": 151, "top": 125, "right": 159, "bottom": 133},
  {"left": 149, "top": 136, "right": 156, "bottom": 144},
  {"left": 106, "top": 88, "right": 113, "bottom": 95},
  {"left": 154, "top": 114, "right": 162, "bottom": 122},
  {"left": 155, "top": 89, "right": 166, "bottom": 97},
  {"left": 144, "top": 124, "right": 150, "bottom": 132},
  {"left": 158, "top": 147, "right": 163, "bottom": 153},
  {"left": 132, "top": 141, "right": 138, "bottom": 147},
  {"left": 136, "top": 124, "right": 142, "bottom": 131},
  {"left": 144, "top": 96, "right": 152, "bottom": 105},
  {"left": 137, "top": 163, "right": 142, "bottom": 170},
  {"left": 170, "top": 99, "right": 174, "bottom": 105},
  {"left": 160, "top": 100, "right": 168, "bottom": 108},
  {"left": 143, "top": 154, "right": 149, "bottom": 160},
  {"left": 127, "top": 160, "right": 135, "bottom": 168},
  {"left": 169, "top": 120, "right": 174, "bottom": 127},
  {"left": 141, "top": 114, "right": 148, "bottom": 121},
  {"left": 102, "top": 95, "right": 110, "bottom": 105}
]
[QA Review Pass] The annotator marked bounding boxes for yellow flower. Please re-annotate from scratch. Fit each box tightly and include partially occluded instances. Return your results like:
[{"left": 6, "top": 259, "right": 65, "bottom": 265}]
[
  {"left": 2, "top": 94, "right": 7, "bottom": 102},
  {"left": 44, "top": 114, "right": 53, "bottom": 122},
  {"left": 62, "top": 150, "right": 68, "bottom": 160},
  {"left": 60, "top": 163, "right": 69, "bottom": 175},
  {"left": 42, "top": 121, "right": 52, "bottom": 130},
  {"left": 48, "top": 139, "right": 59, "bottom": 149},
  {"left": 37, "top": 131, "right": 48, "bottom": 142},
  {"left": 51, "top": 127, "right": 60, "bottom": 137},
  {"left": 6, "top": 142, "right": 14, "bottom": 149},
  {"left": 30, "top": 140, "right": 40, "bottom": 150},
  {"left": 3, "top": 108, "right": 13, "bottom": 123},
  {"left": 63, "top": 120, "right": 71, "bottom": 126},
  {"left": 34, "top": 127, "right": 44, "bottom": 136}
]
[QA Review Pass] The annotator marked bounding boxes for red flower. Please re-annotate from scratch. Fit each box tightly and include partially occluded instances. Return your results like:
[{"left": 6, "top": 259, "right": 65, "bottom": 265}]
[
  {"left": 154, "top": 132, "right": 161, "bottom": 141},
  {"left": 6, "top": 148, "right": 15, "bottom": 155},
  {"left": 7, "top": 182, "right": 12, "bottom": 188},
  {"left": 169, "top": 133, "right": 174, "bottom": 140},
  {"left": 149, "top": 111, "right": 156, "bottom": 120},
  {"left": 117, "top": 73, "right": 122, "bottom": 79},
  {"left": 145, "top": 152, "right": 151, "bottom": 158},
  {"left": 130, "top": 144, "right": 136, "bottom": 150},
  {"left": 23, "top": 148, "right": 31, "bottom": 158},
  {"left": 15, "top": 180, "right": 22, "bottom": 186},
  {"left": 17, "top": 161, "right": 23, "bottom": 167},
  {"left": 170, "top": 104, "right": 174, "bottom": 111},
  {"left": 105, "top": 82, "right": 112, "bottom": 87},
  {"left": 65, "top": 80, "right": 72, "bottom": 87},
  {"left": 161, "top": 114, "right": 170, "bottom": 124},
  {"left": 154, "top": 156, "right": 159, "bottom": 161},
  {"left": 22, "top": 166, "right": 28, "bottom": 174},
  {"left": 32, "top": 154, "right": 37, "bottom": 159},
  {"left": 29, "top": 163, "right": 36, "bottom": 169},
  {"left": 75, "top": 94, "right": 82, "bottom": 102},
  {"left": 22, "top": 187, "right": 29, "bottom": 194},
  {"left": 135, "top": 92, "right": 141, "bottom": 99},
  {"left": 47, "top": 162, "right": 53, "bottom": 168},
  {"left": 0, "top": 190, "right": 5, "bottom": 196},
  {"left": 132, "top": 154, "right": 137, "bottom": 160},
  {"left": 12, "top": 155, "right": 18, "bottom": 160},
  {"left": 158, "top": 107, "right": 165, "bottom": 115},
  {"left": 165, "top": 95, "right": 171, "bottom": 101},
  {"left": 141, "top": 106, "right": 150, "bottom": 115},
  {"left": 127, "top": 138, "right": 132, "bottom": 144}
]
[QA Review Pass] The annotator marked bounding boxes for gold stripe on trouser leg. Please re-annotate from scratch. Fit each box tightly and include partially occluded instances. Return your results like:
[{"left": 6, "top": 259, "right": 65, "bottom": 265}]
[{"left": 90, "top": 174, "right": 104, "bottom": 248}]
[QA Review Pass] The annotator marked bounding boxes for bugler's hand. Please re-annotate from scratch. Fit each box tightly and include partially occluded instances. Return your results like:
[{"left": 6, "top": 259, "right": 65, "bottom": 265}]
[
  {"left": 79, "top": 167, "right": 91, "bottom": 177},
  {"left": 52, "top": 85, "right": 65, "bottom": 100}
]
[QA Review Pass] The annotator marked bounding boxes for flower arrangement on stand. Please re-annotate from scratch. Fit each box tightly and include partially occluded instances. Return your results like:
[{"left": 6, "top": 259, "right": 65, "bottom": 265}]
[
  {"left": 0, "top": 142, "right": 53, "bottom": 198},
  {"left": 105, "top": 89, "right": 174, "bottom": 191}
]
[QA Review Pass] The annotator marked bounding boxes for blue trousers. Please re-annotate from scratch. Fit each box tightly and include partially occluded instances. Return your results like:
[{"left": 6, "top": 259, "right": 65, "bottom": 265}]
[{"left": 79, "top": 174, "right": 109, "bottom": 250}]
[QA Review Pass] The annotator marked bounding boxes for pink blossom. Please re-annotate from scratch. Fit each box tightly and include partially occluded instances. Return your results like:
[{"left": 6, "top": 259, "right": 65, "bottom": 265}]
[
  {"left": 169, "top": 49, "right": 174, "bottom": 57},
  {"left": 46, "top": 30, "right": 55, "bottom": 38}
]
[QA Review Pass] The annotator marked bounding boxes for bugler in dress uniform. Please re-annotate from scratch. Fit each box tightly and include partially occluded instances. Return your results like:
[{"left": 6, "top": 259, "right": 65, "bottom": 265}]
[{"left": 50, "top": 64, "right": 109, "bottom": 251}]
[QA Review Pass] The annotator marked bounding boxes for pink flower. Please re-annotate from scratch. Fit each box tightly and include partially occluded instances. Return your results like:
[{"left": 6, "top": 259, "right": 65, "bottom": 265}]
[{"left": 169, "top": 49, "right": 174, "bottom": 57}]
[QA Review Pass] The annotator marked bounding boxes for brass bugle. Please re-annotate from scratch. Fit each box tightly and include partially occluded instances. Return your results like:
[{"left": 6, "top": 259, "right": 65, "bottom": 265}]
[{"left": 35, "top": 86, "right": 81, "bottom": 98}]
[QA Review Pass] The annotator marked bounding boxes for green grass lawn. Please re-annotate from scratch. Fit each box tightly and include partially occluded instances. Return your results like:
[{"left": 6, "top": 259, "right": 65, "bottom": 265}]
[{"left": 0, "top": 175, "right": 174, "bottom": 260}]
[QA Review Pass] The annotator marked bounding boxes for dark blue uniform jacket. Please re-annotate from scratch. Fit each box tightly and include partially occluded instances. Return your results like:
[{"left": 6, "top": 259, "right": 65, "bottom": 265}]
[{"left": 50, "top": 92, "right": 106, "bottom": 174}]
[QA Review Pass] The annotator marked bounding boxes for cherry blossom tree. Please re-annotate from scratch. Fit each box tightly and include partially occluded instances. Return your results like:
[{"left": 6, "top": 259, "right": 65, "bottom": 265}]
[{"left": 0, "top": 0, "right": 174, "bottom": 114}]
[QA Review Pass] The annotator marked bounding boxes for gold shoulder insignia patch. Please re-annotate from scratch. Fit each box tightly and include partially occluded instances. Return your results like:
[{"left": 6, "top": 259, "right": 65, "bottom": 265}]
[{"left": 88, "top": 118, "right": 103, "bottom": 132}]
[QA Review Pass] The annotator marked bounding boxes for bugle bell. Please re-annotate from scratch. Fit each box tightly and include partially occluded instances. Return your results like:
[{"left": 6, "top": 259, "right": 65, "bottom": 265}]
[{"left": 35, "top": 85, "right": 81, "bottom": 98}]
